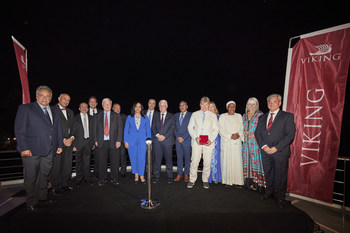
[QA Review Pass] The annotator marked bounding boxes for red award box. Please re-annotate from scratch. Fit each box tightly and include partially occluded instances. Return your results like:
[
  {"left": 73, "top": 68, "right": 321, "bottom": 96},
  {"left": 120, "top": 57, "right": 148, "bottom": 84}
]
[{"left": 199, "top": 135, "right": 209, "bottom": 145}]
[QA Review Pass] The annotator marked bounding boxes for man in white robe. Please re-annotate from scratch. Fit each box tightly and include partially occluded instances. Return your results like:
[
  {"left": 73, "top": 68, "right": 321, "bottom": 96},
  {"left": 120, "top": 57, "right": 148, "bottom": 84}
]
[{"left": 219, "top": 101, "right": 244, "bottom": 186}]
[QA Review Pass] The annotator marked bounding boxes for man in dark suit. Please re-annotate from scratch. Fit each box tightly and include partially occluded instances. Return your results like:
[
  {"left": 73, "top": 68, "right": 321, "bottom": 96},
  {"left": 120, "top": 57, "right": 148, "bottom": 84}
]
[
  {"left": 14, "top": 85, "right": 63, "bottom": 211},
  {"left": 112, "top": 103, "right": 127, "bottom": 178},
  {"left": 88, "top": 96, "right": 101, "bottom": 180},
  {"left": 255, "top": 94, "right": 296, "bottom": 208},
  {"left": 151, "top": 99, "right": 175, "bottom": 184},
  {"left": 173, "top": 101, "right": 192, "bottom": 182},
  {"left": 94, "top": 98, "right": 123, "bottom": 186},
  {"left": 73, "top": 102, "right": 94, "bottom": 186},
  {"left": 50, "top": 93, "right": 75, "bottom": 194}
]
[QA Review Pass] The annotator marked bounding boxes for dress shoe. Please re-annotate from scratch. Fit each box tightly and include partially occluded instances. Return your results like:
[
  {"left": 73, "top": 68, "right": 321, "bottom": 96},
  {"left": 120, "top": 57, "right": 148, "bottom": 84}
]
[
  {"left": 140, "top": 180, "right": 146, "bottom": 184},
  {"left": 61, "top": 186, "right": 73, "bottom": 191},
  {"left": 134, "top": 179, "right": 139, "bottom": 184},
  {"left": 27, "top": 204, "right": 40, "bottom": 212},
  {"left": 76, "top": 181, "right": 83, "bottom": 187},
  {"left": 167, "top": 178, "right": 173, "bottom": 184},
  {"left": 39, "top": 199, "right": 56, "bottom": 207},
  {"left": 112, "top": 178, "right": 120, "bottom": 185},
  {"left": 277, "top": 199, "right": 288, "bottom": 208},
  {"left": 184, "top": 175, "right": 189, "bottom": 183},
  {"left": 234, "top": 185, "right": 242, "bottom": 189},
  {"left": 49, "top": 188, "right": 62, "bottom": 196},
  {"left": 203, "top": 182, "right": 209, "bottom": 189},
  {"left": 173, "top": 175, "right": 182, "bottom": 182},
  {"left": 260, "top": 193, "right": 272, "bottom": 200},
  {"left": 152, "top": 178, "right": 160, "bottom": 184},
  {"left": 98, "top": 180, "right": 106, "bottom": 187},
  {"left": 121, "top": 174, "right": 126, "bottom": 178},
  {"left": 85, "top": 179, "right": 93, "bottom": 185}
]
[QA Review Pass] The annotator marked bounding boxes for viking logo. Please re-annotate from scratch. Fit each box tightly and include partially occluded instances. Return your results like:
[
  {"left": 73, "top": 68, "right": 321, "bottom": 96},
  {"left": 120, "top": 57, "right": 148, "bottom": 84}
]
[{"left": 309, "top": 44, "right": 332, "bottom": 56}]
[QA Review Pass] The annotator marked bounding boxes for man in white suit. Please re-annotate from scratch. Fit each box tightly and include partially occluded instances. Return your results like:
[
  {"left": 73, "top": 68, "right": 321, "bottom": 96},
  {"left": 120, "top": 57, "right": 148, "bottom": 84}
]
[{"left": 187, "top": 97, "right": 219, "bottom": 189}]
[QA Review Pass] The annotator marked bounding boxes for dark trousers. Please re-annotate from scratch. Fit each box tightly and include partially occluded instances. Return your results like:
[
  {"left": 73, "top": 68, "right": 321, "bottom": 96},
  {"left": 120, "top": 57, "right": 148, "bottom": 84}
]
[
  {"left": 22, "top": 153, "right": 53, "bottom": 206},
  {"left": 175, "top": 141, "right": 191, "bottom": 176},
  {"left": 75, "top": 140, "right": 92, "bottom": 182},
  {"left": 261, "top": 152, "right": 289, "bottom": 200},
  {"left": 118, "top": 144, "right": 127, "bottom": 175},
  {"left": 92, "top": 149, "right": 99, "bottom": 179},
  {"left": 98, "top": 141, "right": 120, "bottom": 181},
  {"left": 153, "top": 141, "right": 173, "bottom": 178},
  {"left": 50, "top": 145, "right": 73, "bottom": 188}
]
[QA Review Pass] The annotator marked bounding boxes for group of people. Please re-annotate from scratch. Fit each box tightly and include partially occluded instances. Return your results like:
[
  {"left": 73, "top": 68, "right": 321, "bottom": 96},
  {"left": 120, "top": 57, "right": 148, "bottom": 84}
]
[{"left": 14, "top": 85, "right": 296, "bottom": 211}]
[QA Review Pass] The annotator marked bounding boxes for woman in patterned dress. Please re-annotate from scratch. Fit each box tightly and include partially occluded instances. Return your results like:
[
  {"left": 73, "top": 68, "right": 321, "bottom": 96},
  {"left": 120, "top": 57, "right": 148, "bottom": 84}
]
[
  {"left": 208, "top": 102, "right": 222, "bottom": 184},
  {"left": 242, "top": 97, "right": 266, "bottom": 191}
]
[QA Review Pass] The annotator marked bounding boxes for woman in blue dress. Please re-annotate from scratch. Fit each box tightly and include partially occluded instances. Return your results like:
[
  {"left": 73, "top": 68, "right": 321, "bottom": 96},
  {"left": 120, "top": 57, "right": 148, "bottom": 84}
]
[
  {"left": 208, "top": 101, "right": 222, "bottom": 184},
  {"left": 124, "top": 102, "right": 151, "bottom": 184}
]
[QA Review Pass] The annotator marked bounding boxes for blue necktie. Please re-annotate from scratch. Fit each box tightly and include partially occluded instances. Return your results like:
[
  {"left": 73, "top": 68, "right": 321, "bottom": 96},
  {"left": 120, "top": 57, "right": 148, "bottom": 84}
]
[
  {"left": 180, "top": 113, "right": 184, "bottom": 126},
  {"left": 43, "top": 107, "right": 52, "bottom": 124}
]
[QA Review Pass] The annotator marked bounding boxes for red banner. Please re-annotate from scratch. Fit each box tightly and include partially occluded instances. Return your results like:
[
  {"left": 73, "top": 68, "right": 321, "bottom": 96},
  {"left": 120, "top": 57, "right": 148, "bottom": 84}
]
[
  {"left": 285, "top": 25, "right": 350, "bottom": 203},
  {"left": 12, "top": 36, "right": 30, "bottom": 104}
]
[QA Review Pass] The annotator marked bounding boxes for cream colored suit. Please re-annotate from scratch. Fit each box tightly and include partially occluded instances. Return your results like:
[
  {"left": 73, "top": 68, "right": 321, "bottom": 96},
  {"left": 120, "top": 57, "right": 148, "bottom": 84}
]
[{"left": 187, "top": 110, "right": 219, "bottom": 183}]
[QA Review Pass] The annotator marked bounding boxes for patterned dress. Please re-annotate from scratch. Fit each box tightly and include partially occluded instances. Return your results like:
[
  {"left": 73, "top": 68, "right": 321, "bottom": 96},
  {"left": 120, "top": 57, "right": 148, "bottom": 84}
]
[
  {"left": 208, "top": 115, "right": 222, "bottom": 183},
  {"left": 242, "top": 111, "right": 266, "bottom": 189}
]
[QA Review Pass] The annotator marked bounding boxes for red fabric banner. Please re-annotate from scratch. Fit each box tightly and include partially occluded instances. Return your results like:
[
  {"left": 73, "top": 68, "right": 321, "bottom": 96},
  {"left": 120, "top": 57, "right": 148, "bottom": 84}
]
[
  {"left": 286, "top": 27, "right": 350, "bottom": 203},
  {"left": 12, "top": 37, "right": 30, "bottom": 104}
]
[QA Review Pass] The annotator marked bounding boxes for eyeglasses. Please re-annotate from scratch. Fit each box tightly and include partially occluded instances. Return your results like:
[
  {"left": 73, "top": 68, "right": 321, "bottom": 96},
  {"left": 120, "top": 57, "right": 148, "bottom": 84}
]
[{"left": 37, "top": 94, "right": 52, "bottom": 99}]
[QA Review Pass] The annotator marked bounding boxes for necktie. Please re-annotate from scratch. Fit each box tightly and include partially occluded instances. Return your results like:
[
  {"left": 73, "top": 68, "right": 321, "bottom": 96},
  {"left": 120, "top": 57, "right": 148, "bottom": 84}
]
[
  {"left": 83, "top": 114, "right": 89, "bottom": 139},
  {"left": 148, "top": 111, "right": 151, "bottom": 119},
  {"left": 180, "top": 113, "right": 184, "bottom": 126},
  {"left": 160, "top": 113, "right": 164, "bottom": 135},
  {"left": 104, "top": 112, "right": 109, "bottom": 136},
  {"left": 43, "top": 107, "right": 52, "bottom": 124},
  {"left": 267, "top": 113, "right": 274, "bottom": 131},
  {"left": 202, "top": 112, "right": 205, "bottom": 123}
]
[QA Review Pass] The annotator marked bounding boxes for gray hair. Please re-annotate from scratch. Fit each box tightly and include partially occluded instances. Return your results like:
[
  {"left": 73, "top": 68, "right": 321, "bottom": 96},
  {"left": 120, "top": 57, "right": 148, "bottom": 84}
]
[
  {"left": 267, "top": 94, "right": 282, "bottom": 102},
  {"left": 245, "top": 97, "right": 260, "bottom": 115},
  {"left": 102, "top": 98, "right": 112, "bottom": 105},
  {"left": 158, "top": 99, "right": 168, "bottom": 107},
  {"left": 36, "top": 85, "right": 53, "bottom": 97}
]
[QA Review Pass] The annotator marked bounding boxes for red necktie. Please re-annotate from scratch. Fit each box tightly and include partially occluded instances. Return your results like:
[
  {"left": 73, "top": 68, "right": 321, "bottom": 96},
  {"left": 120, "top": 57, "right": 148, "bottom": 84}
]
[
  {"left": 160, "top": 114, "right": 164, "bottom": 135},
  {"left": 104, "top": 113, "right": 109, "bottom": 136},
  {"left": 267, "top": 113, "right": 274, "bottom": 131}
]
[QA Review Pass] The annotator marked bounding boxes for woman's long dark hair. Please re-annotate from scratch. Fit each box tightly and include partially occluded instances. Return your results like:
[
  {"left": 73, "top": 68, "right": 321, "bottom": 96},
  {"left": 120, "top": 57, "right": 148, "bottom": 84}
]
[{"left": 130, "top": 101, "right": 145, "bottom": 118}]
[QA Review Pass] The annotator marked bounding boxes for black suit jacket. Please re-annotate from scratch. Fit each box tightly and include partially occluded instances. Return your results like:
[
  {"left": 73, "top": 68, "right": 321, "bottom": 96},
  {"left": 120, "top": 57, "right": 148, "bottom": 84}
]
[
  {"left": 151, "top": 112, "right": 175, "bottom": 145},
  {"left": 14, "top": 102, "right": 63, "bottom": 156},
  {"left": 72, "top": 113, "right": 94, "bottom": 151},
  {"left": 93, "top": 111, "right": 123, "bottom": 149},
  {"left": 53, "top": 104, "right": 75, "bottom": 139},
  {"left": 255, "top": 110, "right": 296, "bottom": 156}
]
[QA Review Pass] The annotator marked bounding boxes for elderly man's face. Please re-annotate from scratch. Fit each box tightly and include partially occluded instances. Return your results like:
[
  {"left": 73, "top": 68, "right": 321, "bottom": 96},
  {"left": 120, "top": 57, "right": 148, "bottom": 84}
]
[
  {"left": 179, "top": 102, "right": 188, "bottom": 113},
  {"left": 268, "top": 97, "right": 281, "bottom": 112},
  {"left": 112, "top": 104, "right": 121, "bottom": 113},
  {"left": 58, "top": 94, "right": 71, "bottom": 108},
  {"left": 89, "top": 98, "right": 98, "bottom": 109},
  {"left": 36, "top": 89, "right": 52, "bottom": 107},
  {"left": 79, "top": 103, "right": 88, "bottom": 114},
  {"left": 227, "top": 103, "right": 236, "bottom": 115},
  {"left": 159, "top": 102, "right": 167, "bottom": 113},
  {"left": 200, "top": 102, "right": 209, "bottom": 112},
  {"left": 148, "top": 99, "right": 156, "bottom": 110},
  {"left": 102, "top": 100, "right": 112, "bottom": 112}
]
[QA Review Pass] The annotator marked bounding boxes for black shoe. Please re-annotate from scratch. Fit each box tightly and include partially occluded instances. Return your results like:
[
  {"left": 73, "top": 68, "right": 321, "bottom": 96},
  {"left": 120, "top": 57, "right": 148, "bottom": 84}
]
[
  {"left": 98, "top": 180, "right": 106, "bottom": 187},
  {"left": 152, "top": 178, "right": 160, "bottom": 184},
  {"left": 121, "top": 174, "right": 126, "bottom": 178},
  {"left": 167, "top": 178, "right": 173, "bottom": 184},
  {"left": 27, "top": 204, "right": 40, "bottom": 212},
  {"left": 49, "top": 188, "right": 62, "bottom": 196},
  {"left": 234, "top": 185, "right": 242, "bottom": 189},
  {"left": 85, "top": 179, "right": 93, "bottom": 185},
  {"left": 39, "top": 199, "right": 56, "bottom": 207},
  {"left": 277, "top": 199, "right": 288, "bottom": 208},
  {"left": 112, "top": 178, "right": 119, "bottom": 185},
  {"left": 260, "top": 193, "right": 272, "bottom": 200},
  {"left": 61, "top": 186, "right": 73, "bottom": 191},
  {"left": 76, "top": 181, "right": 83, "bottom": 187}
]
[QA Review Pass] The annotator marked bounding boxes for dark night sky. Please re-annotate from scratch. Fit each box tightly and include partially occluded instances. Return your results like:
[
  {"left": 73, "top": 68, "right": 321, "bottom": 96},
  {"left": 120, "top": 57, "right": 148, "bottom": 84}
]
[{"left": 2, "top": 1, "right": 350, "bottom": 154}]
